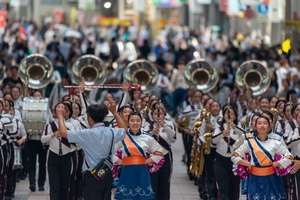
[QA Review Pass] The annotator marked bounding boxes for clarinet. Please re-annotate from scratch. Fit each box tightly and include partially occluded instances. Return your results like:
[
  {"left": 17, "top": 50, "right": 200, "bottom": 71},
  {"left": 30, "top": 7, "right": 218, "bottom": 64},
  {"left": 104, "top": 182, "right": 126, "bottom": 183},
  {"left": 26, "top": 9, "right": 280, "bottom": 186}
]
[
  {"left": 226, "top": 98, "right": 231, "bottom": 154},
  {"left": 156, "top": 100, "right": 161, "bottom": 142}
]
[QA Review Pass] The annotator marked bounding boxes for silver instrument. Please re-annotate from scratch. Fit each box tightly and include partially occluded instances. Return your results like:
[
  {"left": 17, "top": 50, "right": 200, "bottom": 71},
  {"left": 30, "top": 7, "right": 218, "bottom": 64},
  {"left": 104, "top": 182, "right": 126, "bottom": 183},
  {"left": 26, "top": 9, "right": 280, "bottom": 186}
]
[
  {"left": 123, "top": 59, "right": 158, "bottom": 93},
  {"left": 235, "top": 60, "right": 270, "bottom": 96},
  {"left": 184, "top": 59, "right": 218, "bottom": 93},
  {"left": 71, "top": 55, "right": 107, "bottom": 90},
  {"left": 19, "top": 54, "right": 54, "bottom": 89}
]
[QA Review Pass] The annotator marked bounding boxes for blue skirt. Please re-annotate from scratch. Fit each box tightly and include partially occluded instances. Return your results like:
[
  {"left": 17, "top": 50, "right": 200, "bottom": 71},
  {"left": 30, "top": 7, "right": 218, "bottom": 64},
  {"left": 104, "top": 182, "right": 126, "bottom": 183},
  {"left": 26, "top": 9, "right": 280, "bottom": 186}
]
[
  {"left": 247, "top": 173, "right": 285, "bottom": 200},
  {"left": 115, "top": 164, "right": 154, "bottom": 200}
]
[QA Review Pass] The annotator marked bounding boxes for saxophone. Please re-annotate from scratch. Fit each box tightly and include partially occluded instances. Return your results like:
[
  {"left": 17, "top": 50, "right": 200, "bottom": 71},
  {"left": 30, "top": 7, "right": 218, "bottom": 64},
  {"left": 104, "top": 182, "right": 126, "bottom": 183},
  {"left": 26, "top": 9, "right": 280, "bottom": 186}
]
[
  {"left": 203, "top": 111, "right": 212, "bottom": 155},
  {"left": 189, "top": 109, "right": 206, "bottom": 177}
]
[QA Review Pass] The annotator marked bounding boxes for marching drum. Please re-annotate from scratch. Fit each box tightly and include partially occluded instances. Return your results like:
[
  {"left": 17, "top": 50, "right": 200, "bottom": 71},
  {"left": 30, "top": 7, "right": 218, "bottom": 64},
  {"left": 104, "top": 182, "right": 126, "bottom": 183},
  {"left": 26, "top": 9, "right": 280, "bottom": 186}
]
[
  {"left": 13, "top": 143, "right": 22, "bottom": 169},
  {"left": 22, "top": 97, "right": 49, "bottom": 140}
]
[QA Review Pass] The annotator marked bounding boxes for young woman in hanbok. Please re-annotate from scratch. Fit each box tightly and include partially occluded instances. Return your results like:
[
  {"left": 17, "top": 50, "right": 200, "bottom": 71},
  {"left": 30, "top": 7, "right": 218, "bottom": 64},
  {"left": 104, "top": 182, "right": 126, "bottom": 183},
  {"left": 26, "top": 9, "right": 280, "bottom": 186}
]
[
  {"left": 212, "top": 105, "right": 241, "bottom": 200},
  {"left": 231, "top": 115, "right": 293, "bottom": 200},
  {"left": 113, "top": 112, "right": 163, "bottom": 200}
]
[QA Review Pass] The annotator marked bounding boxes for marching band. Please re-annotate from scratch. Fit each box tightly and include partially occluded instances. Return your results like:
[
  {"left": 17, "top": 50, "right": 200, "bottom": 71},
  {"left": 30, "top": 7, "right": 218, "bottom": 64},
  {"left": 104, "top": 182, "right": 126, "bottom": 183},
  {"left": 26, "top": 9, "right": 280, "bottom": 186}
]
[{"left": 1, "top": 54, "right": 300, "bottom": 200}]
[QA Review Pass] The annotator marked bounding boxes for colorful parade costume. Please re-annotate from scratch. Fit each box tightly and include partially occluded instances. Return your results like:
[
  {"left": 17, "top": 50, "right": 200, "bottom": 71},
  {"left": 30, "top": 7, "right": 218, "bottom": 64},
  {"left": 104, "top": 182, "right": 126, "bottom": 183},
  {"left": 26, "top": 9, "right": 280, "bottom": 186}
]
[
  {"left": 114, "top": 131, "right": 163, "bottom": 200},
  {"left": 232, "top": 136, "right": 293, "bottom": 200}
]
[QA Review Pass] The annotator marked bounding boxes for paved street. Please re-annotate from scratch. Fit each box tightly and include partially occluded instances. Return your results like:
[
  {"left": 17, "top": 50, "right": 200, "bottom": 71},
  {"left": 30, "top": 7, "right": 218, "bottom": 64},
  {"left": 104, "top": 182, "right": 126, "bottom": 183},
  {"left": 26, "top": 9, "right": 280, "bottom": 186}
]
[{"left": 13, "top": 133, "right": 246, "bottom": 200}]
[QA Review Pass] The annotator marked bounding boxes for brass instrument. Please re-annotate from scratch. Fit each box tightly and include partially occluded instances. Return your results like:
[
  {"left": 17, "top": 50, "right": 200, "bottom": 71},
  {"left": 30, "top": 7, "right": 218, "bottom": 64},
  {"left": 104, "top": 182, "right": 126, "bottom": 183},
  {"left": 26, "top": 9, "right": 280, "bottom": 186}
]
[
  {"left": 190, "top": 109, "right": 206, "bottom": 177},
  {"left": 235, "top": 60, "right": 270, "bottom": 96},
  {"left": 123, "top": 59, "right": 158, "bottom": 93},
  {"left": 71, "top": 55, "right": 107, "bottom": 90},
  {"left": 18, "top": 54, "right": 53, "bottom": 141},
  {"left": 184, "top": 59, "right": 218, "bottom": 93},
  {"left": 70, "top": 57, "right": 158, "bottom": 93},
  {"left": 186, "top": 59, "right": 219, "bottom": 178},
  {"left": 177, "top": 117, "right": 190, "bottom": 131},
  {"left": 270, "top": 108, "right": 279, "bottom": 130},
  {"left": 19, "top": 54, "right": 54, "bottom": 95},
  {"left": 203, "top": 111, "right": 212, "bottom": 155},
  {"left": 141, "top": 104, "right": 148, "bottom": 119}
]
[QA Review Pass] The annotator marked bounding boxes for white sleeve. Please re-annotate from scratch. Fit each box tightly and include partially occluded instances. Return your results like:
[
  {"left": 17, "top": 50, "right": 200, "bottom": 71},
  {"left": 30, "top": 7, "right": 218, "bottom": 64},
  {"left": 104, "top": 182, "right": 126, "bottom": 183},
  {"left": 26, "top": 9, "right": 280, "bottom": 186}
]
[
  {"left": 276, "top": 141, "right": 293, "bottom": 168},
  {"left": 148, "top": 137, "right": 164, "bottom": 164},
  {"left": 41, "top": 123, "right": 53, "bottom": 143},
  {"left": 231, "top": 141, "right": 250, "bottom": 165},
  {"left": 18, "top": 121, "right": 27, "bottom": 138}
]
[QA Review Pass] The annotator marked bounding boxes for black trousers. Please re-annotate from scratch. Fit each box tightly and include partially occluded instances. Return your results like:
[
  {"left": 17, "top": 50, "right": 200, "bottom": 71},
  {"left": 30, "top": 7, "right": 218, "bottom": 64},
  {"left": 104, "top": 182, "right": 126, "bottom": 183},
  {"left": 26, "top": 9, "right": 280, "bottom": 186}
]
[
  {"left": 21, "top": 139, "right": 29, "bottom": 178},
  {"left": 83, "top": 171, "right": 113, "bottom": 200},
  {"left": 0, "top": 145, "right": 8, "bottom": 200},
  {"left": 203, "top": 147, "right": 217, "bottom": 200},
  {"left": 69, "top": 150, "right": 77, "bottom": 200},
  {"left": 183, "top": 133, "right": 193, "bottom": 176},
  {"left": 151, "top": 153, "right": 172, "bottom": 200},
  {"left": 28, "top": 140, "right": 47, "bottom": 188},
  {"left": 5, "top": 142, "right": 14, "bottom": 198},
  {"left": 75, "top": 149, "right": 84, "bottom": 200},
  {"left": 214, "top": 153, "right": 240, "bottom": 200},
  {"left": 48, "top": 151, "right": 71, "bottom": 200}
]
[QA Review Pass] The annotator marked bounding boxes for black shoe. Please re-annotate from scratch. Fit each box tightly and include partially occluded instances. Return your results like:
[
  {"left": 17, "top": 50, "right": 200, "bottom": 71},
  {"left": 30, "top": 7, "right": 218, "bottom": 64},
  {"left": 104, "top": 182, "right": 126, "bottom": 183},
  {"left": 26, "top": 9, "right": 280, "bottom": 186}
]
[
  {"left": 20, "top": 175, "right": 26, "bottom": 180},
  {"left": 29, "top": 185, "right": 36, "bottom": 192},
  {"left": 5, "top": 196, "right": 12, "bottom": 200},
  {"left": 39, "top": 186, "right": 45, "bottom": 191}
]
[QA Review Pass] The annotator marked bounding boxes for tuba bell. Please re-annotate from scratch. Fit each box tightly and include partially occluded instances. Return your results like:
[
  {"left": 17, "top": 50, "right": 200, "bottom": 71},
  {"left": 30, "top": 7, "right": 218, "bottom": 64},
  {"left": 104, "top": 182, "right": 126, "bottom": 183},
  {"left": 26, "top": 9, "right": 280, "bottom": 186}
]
[
  {"left": 123, "top": 59, "right": 158, "bottom": 93},
  {"left": 19, "top": 54, "right": 54, "bottom": 89},
  {"left": 235, "top": 60, "right": 270, "bottom": 96},
  {"left": 71, "top": 55, "right": 107, "bottom": 89},
  {"left": 184, "top": 59, "right": 219, "bottom": 93}
]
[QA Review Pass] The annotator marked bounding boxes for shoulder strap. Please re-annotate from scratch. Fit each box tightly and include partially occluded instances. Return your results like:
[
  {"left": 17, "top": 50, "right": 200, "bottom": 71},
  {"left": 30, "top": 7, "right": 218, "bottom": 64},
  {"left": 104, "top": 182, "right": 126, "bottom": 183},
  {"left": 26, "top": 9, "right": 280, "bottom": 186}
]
[
  {"left": 50, "top": 121, "right": 58, "bottom": 132},
  {"left": 108, "top": 129, "right": 114, "bottom": 156},
  {"left": 50, "top": 121, "right": 70, "bottom": 148}
]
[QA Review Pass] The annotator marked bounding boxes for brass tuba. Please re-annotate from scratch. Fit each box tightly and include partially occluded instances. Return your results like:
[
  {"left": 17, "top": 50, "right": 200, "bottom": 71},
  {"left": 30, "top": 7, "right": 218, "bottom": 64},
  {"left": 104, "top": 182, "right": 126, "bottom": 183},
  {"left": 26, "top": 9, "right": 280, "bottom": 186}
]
[
  {"left": 19, "top": 54, "right": 54, "bottom": 89},
  {"left": 123, "top": 59, "right": 158, "bottom": 93},
  {"left": 184, "top": 59, "right": 218, "bottom": 93},
  {"left": 186, "top": 59, "right": 218, "bottom": 177},
  {"left": 235, "top": 60, "right": 270, "bottom": 96},
  {"left": 71, "top": 55, "right": 107, "bottom": 89}
]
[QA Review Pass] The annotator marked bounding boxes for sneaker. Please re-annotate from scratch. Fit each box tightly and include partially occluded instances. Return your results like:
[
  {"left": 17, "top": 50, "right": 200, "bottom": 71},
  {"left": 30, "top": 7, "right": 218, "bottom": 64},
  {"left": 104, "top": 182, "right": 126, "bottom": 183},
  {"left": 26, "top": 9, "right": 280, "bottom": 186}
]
[
  {"left": 39, "top": 186, "right": 45, "bottom": 191},
  {"left": 29, "top": 185, "right": 36, "bottom": 192}
]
